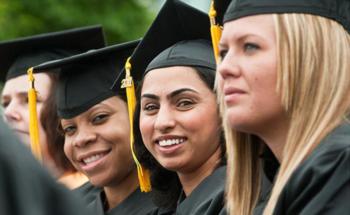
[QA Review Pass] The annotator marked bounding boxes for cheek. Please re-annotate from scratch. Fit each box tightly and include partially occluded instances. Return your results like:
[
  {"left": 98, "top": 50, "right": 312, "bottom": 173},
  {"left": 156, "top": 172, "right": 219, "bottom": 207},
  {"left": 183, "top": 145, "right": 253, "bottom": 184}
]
[
  {"left": 217, "top": 74, "right": 224, "bottom": 92},
  {"left": 63, "top": 139, "right": 73, "bottom": 161},
  {"left": 139, "top": 115, "right": 152, "bottom": 137}
]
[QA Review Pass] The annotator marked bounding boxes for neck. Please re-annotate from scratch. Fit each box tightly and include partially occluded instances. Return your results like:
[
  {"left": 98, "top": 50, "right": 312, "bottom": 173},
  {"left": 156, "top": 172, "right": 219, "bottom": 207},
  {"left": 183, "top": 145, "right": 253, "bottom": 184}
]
[
  {"left": 256, "top": 115, "right": 289, "bottom": 162},
  {"left": 178, "top": 146, "right": 222, "bottom": 196},
  {"left": 103, "top": 169, "right": 138, "bottom": 210}
]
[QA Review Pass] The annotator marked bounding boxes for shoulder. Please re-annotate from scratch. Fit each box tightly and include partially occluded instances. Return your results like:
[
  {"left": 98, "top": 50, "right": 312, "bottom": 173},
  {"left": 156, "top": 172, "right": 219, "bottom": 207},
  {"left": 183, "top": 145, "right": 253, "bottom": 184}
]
[
  {"left": 176, "top": 166, "right": 227, "bottom": 215},
  {"left": 73, "top": 181, "right": 102, "bottom": 205},
  {"left": 275, "top": 123, "right": 350, "bottom": 214},
  {"left": 108, "top": 188, "right": 158, "bottom": 215}
]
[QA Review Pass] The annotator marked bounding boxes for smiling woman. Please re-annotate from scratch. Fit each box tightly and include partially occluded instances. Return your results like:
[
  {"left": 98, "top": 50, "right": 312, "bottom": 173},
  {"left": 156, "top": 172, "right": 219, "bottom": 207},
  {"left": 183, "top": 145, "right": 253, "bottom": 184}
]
[
  {"left": 32, "top": 41, "right": 157, "bottom": 215},
  {"left": 112, "top": 1, "right": 227, "bottom": 214}
]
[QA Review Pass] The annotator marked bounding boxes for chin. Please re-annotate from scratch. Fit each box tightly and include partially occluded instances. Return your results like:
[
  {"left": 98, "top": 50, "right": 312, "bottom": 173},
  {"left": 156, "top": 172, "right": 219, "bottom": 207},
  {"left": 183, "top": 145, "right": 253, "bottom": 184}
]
[
  {"left": 88, "top": 176, "right": 110, "bottom": 187},
  {"left": 159, "top": 159, "right": 185, "bottom": 172}
]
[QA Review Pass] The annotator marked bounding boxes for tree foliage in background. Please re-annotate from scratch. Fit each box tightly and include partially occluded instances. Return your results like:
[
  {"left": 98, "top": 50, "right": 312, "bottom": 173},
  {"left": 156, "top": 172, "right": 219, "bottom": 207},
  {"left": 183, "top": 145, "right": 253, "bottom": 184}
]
[{"left": 0, "top": 0, "right": 157, "bottom": 44}]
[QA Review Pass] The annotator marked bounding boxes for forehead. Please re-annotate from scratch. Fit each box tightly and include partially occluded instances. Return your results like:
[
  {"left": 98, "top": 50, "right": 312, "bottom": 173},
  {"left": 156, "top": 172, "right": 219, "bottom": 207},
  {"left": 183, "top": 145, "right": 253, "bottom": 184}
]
[
  {"left": 141, "top": 66, "right": 208, "bottom": 94},
  {"left": 2, "top": 73, "right": 51, "bottom": 96},
  {"left": 222, "top": 14, "right": 275, "bottom": 40}
]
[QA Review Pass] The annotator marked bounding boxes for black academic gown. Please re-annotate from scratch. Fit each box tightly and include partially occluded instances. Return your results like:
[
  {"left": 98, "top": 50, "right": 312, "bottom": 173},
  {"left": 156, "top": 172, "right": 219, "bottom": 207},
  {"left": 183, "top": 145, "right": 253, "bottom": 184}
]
[
  {"left": 175, "top": 165, "right": 227, "bottom": 215},
  {"left": 86, "top": 186, "right": 157, "bottom": 215},
  {"left": 273, "top": 122, "right": 350, "bottom": 214},
  {"left": 0, "top": 119, "right": 91, "bottom": 215},
  {"left": 254, "top": 148, "right": 279, "bottom": 215},
  {"left": 74, "top": 181, "right": 102, "bottom": 205}
]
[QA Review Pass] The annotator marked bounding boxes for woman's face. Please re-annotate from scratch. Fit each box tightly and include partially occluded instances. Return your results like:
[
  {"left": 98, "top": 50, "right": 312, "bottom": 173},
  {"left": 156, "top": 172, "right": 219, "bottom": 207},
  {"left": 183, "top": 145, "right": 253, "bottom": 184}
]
[
  {"left": 218, "top": 14, "right": 286, "bottom": 135},
  {"left": 61, "top": 96, "right": 134, "bottom": 187},
  {"left": 139, "top": 66, "right": 222, "bottom": 174},
  {"left": 1, "top": 73, "right": 50, "bottom": 148}
]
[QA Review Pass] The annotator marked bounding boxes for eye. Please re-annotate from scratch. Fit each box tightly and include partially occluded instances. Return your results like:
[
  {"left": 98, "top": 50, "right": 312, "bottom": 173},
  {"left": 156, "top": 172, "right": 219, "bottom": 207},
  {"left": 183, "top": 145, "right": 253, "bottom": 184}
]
[
  {"left": 23, "top": 95, "right": 29, "bottom": 105},
  {"left": 219, "top": 48, "right": 228, "bottom": 61},
  {"left": 92, "top": 114, "right": 109, "bottom": 125},
  {"left": 243, "top": 43, "right": 260, "bottom": 54},
  {"left": 1, "top": 100, "right": 9, "bottom": 108},
  {"left": 176, "top": 99, "right": 195, "bottom": 110},
  {"left": 62, "top": 125, "right": 77, "bottom": 136},
  {"left": 143, "top": 103, "right": 158, "bottom": 111},
  {"left": 142, "top": 103, "right": 159, "bottom": 115}
]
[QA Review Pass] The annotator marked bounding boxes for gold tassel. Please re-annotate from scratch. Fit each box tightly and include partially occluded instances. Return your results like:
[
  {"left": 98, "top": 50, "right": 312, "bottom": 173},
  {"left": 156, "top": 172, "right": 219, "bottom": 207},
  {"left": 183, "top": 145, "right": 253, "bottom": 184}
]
[
  {"left": 209, "top": 0, "right": 222, "bottom": 64},
  {"left": 121, "top": 57, "right": 151, "bottom": 192},
  {"left": 27, "top": 67, "right": 42, "bottom": 162}
]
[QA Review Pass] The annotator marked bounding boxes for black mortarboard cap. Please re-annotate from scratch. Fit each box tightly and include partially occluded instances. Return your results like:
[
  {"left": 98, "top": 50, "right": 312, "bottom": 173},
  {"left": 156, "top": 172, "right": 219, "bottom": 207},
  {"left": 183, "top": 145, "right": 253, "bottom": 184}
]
[
  {"left": 112, "top": 0, "right": 215, "bottom": 90},
  {"left": 33, "top": 40, "right": 139, "bottom": 119},
  {"left": 214, "top": 0, "right": 232, "bottom": 25},
  {"left": 224, "top": 0, "right": 350, "bottom": 34},
  {"left": 0, "top": 25, "right": 106, "bottom": 82}
]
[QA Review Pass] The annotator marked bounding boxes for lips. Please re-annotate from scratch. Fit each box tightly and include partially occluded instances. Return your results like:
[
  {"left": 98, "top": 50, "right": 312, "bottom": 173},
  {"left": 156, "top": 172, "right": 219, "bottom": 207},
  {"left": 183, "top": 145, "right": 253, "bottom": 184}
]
[
  {"left": 77, "top": 149, "right": 111, "bottom": 172},
  {"left": 11, "top": 128, "right": 29, "bottom": 135},
  {"left": 223, "top": 87, "right": 246, "bottom": 104},
  {"left": 155, "top": 136, "right": 187, "bottom": 147},
  {"left": 153, "top": 135, "right": 187, "bottom": 155},
  {"left": 223, "top": 87, "right": 245, "bottom": 96},
  {"left": 82, "top": 153, "right": 106, "bottom": 164},
  {"left": 158, "top": 138, "right": 186, "bottom": 146}
]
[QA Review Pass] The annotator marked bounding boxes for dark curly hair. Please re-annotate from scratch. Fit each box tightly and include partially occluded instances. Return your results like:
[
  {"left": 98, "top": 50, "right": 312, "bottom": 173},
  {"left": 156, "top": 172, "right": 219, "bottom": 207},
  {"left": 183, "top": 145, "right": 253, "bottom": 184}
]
[{"left": 133, "top": 66, "right": 226, "bottom": 210}]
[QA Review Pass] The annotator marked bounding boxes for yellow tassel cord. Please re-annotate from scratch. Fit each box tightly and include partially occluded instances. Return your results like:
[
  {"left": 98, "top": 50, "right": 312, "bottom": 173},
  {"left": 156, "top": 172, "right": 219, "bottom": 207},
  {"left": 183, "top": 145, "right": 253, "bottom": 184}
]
[
  {"left": 209, "top": 0, "right": 222, "bottom": 64},
  {"left": 27, "top": 67, "right": 42, "bottom": 162},
  {"left": 121, "top": 57, "right": 151, "bottom": 192}
]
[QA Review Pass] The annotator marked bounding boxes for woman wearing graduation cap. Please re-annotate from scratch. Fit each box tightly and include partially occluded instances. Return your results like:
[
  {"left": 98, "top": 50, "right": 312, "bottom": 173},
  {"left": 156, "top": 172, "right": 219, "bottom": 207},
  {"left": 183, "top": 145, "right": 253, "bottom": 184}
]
[
  {"left": 217, "top": 0, "right": 350, "bottom": 214},
  {"left": 111, "top": 1, "right": 226, "bottom": 214},
  {"left": 0, "top": 26, "right": 105, "bottom": 188},
  {"left": 33, "top": 40, "right": 157, "bottom": 215}
]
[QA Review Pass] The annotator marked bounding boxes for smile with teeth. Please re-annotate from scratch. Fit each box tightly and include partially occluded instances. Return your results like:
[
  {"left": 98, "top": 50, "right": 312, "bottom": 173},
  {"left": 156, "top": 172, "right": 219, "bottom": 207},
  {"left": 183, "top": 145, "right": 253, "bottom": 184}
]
[
  {"left": 82, "top": 153, "right": 106, "bottom": 165},
  {"left": 158, "top": 138, "right": 186, "bottom": 147}
]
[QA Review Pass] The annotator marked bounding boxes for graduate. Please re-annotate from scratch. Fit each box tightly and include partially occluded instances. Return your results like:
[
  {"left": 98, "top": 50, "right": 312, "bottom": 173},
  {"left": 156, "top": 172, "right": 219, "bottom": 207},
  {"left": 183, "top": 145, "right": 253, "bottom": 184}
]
[
  {"left": 218, "top": 0, "right": 350, "bottom": 214},
  {"left": 209, "top": 1, "right": 280, "bottom": 214},
  {"left": 33, "top": 40, "right": 157, "bottom": 215},
  {"left": 112, "top": 0, "right": 227, "bottom": 214},
  {"left": 0, "top": 26, "right": 105, "bottom": 188},
  {"left": 0, "top": 119, "right": 92, "bottom": 215}
]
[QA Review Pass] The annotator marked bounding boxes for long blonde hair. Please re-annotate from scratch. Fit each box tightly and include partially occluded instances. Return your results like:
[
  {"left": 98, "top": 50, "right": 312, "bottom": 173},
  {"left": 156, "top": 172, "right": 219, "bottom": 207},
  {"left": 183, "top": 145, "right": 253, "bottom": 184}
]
[{"left": 221, "top": 13, "right": 350, "bottom": 215}]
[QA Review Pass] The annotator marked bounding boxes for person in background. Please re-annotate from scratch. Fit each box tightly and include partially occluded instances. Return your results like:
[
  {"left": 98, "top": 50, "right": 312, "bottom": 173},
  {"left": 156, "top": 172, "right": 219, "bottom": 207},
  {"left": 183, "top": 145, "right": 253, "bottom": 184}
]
[
  {"left": 33, "top": 40, "right": 157, "bottom": 215},
  {"left": 0, "top": 26, "right": 105, "bottom": 188},
  {"left": 218, "top": 0, "right": 350, "bottom": 214}
]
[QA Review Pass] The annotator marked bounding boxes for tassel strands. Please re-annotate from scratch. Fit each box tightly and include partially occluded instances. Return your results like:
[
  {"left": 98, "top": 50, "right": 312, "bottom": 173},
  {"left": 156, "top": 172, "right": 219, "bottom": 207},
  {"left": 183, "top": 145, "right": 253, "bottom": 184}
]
[
  {"left": 121, "top": 57, "right": 151, "bottom": 192},
  {"left": 27, "top": 67, "right": 43, "bottom": 162},
  {"left": 209, "top": 0, "right": 223, "bottom": 64}
]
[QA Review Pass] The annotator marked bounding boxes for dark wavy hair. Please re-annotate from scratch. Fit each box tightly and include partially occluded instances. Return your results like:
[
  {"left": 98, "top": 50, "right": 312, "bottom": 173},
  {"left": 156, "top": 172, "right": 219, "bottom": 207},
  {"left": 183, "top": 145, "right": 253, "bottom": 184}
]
[
  {"left": 40, "top": 73, "right": 76, "bottom": 173},
  {"left": 133, "top": 66, "right": 226, "bottom": 210}
]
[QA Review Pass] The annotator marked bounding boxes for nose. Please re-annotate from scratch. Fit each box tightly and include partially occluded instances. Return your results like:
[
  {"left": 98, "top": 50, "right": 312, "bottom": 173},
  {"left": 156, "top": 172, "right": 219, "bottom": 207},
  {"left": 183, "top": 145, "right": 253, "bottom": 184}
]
[
  {"left": 73, "top": 126, "right": 97, "bottom": 148},
  {"left": 154, "top": 105, "right": 176, "bottom": 133},
  {"left": 3, "top": 101, "right": 22, "bottom": 123},
  {"left": 217, "top": 52, "right": 241, "bottom": 80}
]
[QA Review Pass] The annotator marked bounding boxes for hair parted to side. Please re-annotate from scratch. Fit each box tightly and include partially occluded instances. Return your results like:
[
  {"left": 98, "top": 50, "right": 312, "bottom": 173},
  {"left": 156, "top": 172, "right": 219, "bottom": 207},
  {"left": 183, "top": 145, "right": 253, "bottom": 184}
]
[{"left": 222, "top": 13, "right": 350, "bottom": 215}]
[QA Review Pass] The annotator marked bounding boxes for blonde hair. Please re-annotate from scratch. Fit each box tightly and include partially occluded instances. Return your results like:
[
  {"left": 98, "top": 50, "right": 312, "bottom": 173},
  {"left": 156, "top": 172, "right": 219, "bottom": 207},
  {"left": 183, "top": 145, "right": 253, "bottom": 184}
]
[{"left": 221, "top": 13, "right": 350, "bottom": 215}]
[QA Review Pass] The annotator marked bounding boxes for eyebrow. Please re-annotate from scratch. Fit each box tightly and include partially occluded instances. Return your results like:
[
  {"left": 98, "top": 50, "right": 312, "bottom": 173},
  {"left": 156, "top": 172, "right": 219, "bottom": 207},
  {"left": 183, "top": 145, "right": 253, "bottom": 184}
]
[
  {"left": 141, "top": 88, "right": 198, "bottom": 100},
  {"left": 2, "top": 91, "right": 28, "bottom": 99}
]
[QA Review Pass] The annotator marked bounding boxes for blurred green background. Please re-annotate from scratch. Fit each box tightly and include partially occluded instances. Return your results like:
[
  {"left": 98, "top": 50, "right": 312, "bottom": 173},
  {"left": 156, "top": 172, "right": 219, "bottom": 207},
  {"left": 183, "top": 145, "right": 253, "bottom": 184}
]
[
  {"left": 0, "top": 0, "right": 210, "bottom": 44},
  {"left": 0, "top": 0, "right": 158, "bottom": 44}
]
